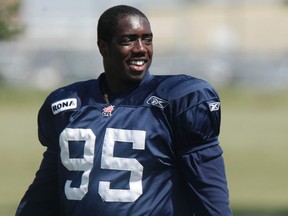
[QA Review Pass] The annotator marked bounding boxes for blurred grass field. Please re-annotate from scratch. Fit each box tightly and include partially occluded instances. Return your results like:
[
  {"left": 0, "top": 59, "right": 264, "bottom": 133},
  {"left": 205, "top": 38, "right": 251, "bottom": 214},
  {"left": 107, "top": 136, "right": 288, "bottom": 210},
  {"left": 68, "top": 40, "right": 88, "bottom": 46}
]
[{"left": 0, "top": 85, "right": 288, "bottom": 216}]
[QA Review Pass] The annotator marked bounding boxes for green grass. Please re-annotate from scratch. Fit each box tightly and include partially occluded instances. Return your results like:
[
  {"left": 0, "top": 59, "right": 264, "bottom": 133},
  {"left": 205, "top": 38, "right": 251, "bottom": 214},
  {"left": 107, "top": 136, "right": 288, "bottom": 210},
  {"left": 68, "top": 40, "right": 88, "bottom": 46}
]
[
  {"left": 1, "top": 86, "right": 288, "bottom": 215},
  {"left": 218, "top": 88, "right": 288, "bottom": 215},
  {"left": 0, "top": 86, "right": 46, "bottom": 216}
]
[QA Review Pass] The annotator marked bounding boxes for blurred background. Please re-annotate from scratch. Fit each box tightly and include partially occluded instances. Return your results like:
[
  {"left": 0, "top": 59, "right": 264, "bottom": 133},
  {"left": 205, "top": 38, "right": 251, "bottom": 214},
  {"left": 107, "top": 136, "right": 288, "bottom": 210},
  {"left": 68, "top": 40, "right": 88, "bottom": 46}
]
[{"left": 0, "top": 0, "right": 288, "bottom": 215}]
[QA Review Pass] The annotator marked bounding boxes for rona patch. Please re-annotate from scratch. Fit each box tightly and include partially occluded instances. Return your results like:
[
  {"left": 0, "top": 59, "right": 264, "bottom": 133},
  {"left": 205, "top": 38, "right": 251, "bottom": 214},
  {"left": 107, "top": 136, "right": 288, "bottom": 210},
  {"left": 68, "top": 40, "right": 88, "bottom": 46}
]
[{"left": 51, "top": 98, "right": 77, "bottom": 115}]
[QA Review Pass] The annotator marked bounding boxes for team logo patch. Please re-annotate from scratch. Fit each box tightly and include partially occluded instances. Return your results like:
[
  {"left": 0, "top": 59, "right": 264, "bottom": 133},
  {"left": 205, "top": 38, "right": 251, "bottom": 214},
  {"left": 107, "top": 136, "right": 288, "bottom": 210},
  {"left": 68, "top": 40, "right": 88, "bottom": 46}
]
[
  {"left": 51, "top": 98, "right": 77, "bottom": 115},
  {"left": 208, "top": 102, "right": 220, "bottom": 112},
  {"left": 147, "top": 96, "right": 169, "bottom": 109},
  {"left": 102, "top": 105, "right": 115, "bottom": 117}
]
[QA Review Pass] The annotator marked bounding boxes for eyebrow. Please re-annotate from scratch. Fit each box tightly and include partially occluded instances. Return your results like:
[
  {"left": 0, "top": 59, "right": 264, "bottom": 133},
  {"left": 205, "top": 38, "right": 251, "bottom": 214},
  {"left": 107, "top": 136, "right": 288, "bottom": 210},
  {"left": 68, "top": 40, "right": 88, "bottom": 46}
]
[{"left": 121, "top": 33, "right": 153, "bottom": 38}]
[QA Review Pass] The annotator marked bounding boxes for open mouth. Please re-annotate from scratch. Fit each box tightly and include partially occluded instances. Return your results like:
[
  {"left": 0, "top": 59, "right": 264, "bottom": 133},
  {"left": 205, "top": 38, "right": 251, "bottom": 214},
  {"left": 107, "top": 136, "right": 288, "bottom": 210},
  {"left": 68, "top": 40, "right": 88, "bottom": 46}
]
[
  {"left": 128, "top": 60, "right": 146, "bottom": 66},
  {"left": 127, "top": 59, "right": 147, "bottom": 72}
]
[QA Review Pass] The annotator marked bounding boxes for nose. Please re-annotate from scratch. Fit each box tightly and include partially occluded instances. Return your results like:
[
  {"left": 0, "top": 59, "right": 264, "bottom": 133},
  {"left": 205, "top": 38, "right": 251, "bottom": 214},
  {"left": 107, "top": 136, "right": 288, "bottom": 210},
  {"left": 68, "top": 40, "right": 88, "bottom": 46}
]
[{"left": 132, "top": 39, "right": 146, "bottom": 53}]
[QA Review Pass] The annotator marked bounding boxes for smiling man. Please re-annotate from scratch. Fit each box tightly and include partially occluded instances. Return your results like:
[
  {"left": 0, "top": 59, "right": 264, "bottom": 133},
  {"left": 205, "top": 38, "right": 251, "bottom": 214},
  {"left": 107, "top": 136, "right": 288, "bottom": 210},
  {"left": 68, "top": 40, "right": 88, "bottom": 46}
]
[
  {"left": 97, "top": 6, "right": 153, "bottom": 94},
  {"left": 16, "top": 5, "right": 232, "bottom": 216}
]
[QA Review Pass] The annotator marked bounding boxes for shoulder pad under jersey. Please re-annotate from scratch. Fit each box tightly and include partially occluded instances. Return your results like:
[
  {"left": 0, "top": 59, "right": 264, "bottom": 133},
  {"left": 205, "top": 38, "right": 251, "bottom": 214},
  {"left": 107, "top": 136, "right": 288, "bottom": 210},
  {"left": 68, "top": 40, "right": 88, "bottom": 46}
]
[{"left": 155, "top": 74, "right": 214, "bottom": 101}]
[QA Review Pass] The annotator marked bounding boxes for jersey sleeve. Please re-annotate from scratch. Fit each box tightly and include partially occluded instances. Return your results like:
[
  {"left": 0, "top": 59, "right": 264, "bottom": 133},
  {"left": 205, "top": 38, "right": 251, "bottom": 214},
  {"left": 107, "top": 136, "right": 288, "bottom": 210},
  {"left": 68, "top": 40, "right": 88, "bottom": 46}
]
[
  {"left": 38, "top": 96, "right": 59, "bottom": 149},
  {"left": 16, "top": 81, "right": 90, "bottom": 215},
  {"left": 16, "top": 149, "right": 59, "bottom": 215},
  {"left": 16, "top": 97, "right": 60, "bottom": 216},
  {"left": 162, "top": 75, "right": 232, "bottom": 215}
]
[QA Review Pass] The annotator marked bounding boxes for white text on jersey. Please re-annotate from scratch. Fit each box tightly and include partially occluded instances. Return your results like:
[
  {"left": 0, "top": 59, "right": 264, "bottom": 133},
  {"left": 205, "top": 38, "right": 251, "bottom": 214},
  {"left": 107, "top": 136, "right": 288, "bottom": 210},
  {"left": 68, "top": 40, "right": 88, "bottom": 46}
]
[{"left": 51, "top": 98, "right": 77, "bottom": 115}]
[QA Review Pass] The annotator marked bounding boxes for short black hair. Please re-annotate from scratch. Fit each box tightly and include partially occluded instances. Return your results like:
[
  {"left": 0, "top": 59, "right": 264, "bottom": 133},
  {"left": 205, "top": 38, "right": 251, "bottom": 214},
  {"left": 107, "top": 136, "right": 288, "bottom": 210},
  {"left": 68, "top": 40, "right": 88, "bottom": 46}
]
[{"left": 97, "top": 5, "right": 149, "bottom": 43}]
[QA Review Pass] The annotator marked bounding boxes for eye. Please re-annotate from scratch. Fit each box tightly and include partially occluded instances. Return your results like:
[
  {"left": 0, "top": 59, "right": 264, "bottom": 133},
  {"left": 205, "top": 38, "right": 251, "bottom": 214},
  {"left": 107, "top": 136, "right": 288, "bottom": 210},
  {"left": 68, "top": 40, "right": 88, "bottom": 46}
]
[
  {"left": 143, "top": 36, "right": 153, "bottom": 45},
  {"left": 120, "top": 36, "right": 136, "bottom": 46},
  {"left": 142, "top": 34, "right": 153, "bottom": 45}
]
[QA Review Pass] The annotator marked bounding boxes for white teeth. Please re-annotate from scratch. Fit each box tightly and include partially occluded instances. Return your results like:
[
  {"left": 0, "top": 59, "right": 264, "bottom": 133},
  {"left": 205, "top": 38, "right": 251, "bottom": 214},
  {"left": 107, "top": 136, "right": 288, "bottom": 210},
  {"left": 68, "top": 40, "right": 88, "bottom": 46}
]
[{"left": 130, "top": 60, "right": 145, "bottom": 66}]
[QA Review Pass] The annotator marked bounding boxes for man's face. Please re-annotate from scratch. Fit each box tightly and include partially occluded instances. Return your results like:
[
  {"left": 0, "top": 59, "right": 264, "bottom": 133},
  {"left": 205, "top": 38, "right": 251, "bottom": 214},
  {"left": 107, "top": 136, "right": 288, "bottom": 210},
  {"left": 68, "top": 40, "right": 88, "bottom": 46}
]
[{"left": 100, "top": 15, "right": 153, "bottom": 91}]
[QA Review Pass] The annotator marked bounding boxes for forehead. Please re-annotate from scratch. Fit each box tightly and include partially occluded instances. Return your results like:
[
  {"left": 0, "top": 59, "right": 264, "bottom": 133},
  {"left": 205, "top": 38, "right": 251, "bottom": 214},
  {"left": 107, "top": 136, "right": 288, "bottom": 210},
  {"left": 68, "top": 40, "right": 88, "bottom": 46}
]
[{"left": 115, "top": 15, "right": 152, "bottom": 35}]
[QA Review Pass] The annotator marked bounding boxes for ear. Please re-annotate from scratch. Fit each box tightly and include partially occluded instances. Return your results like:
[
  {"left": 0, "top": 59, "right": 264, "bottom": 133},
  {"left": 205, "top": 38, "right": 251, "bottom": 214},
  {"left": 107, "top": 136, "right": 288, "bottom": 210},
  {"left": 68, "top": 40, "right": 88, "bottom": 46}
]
[{"left": 97, "top": 39, "right": 108, "bottom": 57}]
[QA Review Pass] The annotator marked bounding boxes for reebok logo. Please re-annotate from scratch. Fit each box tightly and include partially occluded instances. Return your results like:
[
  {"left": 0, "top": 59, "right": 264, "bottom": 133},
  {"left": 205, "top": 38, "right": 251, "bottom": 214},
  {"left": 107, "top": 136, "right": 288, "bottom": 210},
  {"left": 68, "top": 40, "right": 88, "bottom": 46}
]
[
  {"left": 208, "top": 102, "right": 220, "bottom": 112},
  {"left": 147, "top": 96, "right": 169, "bottom": 109},
  {"left": 51, "top": 98, "right": 77, "bottom": 115}
]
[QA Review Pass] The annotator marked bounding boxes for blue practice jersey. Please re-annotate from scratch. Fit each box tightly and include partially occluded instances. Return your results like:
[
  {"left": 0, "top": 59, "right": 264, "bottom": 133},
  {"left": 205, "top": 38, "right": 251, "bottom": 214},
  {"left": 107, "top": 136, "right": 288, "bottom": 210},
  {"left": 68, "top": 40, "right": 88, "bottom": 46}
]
[{"left": 16, "top": 72, "right": 231, "bottom": 216}]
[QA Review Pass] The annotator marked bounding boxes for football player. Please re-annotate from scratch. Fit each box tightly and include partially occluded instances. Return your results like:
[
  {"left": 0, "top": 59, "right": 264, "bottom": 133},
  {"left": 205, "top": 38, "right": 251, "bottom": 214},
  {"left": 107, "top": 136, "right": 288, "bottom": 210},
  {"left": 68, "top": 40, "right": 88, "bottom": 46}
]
[{"left": 16, "top": 5, "right": 232, "bottom": 215}]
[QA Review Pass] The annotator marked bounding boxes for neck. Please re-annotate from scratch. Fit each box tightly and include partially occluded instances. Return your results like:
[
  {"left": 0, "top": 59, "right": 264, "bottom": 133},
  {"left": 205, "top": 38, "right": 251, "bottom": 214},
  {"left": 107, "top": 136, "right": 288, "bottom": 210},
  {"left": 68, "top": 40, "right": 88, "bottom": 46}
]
[
  {"left": 101, "top": 74, "right": 138, "bottom": 103},
  {"left": 105, "top": 74, "right": 141, "bottom": 94}
]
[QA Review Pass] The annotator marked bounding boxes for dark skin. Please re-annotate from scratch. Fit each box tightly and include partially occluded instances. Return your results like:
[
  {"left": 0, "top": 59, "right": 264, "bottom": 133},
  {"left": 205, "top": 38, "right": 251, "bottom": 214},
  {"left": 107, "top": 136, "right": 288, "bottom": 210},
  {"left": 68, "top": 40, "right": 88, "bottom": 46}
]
[{"left": 98, "top": 15, "right": 153, "bottom": 94}]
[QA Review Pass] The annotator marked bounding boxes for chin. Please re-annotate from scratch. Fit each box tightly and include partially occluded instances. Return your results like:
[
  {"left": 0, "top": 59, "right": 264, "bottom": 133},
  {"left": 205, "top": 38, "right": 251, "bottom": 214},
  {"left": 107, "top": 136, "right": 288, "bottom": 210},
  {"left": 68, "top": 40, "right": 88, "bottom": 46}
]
[{"left": 129, "top": 70, "right": 147, "bottom": 80}]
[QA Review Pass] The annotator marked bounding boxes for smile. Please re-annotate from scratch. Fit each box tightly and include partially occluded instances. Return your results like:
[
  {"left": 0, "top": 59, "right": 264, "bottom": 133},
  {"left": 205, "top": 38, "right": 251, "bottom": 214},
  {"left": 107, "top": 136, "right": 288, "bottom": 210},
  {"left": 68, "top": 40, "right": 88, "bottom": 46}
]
[{"left": 128, "top": 60, "right": 146, "bottom": 66}]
